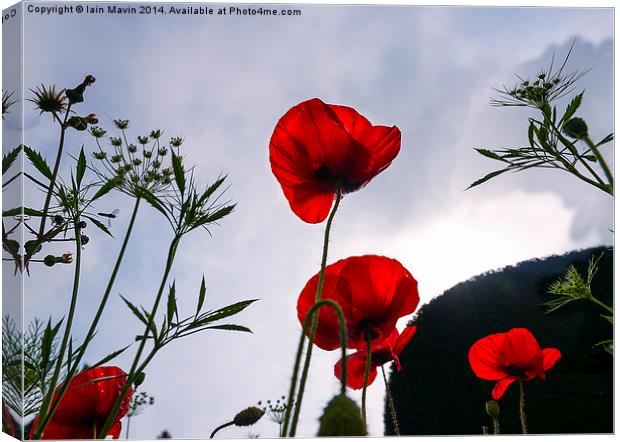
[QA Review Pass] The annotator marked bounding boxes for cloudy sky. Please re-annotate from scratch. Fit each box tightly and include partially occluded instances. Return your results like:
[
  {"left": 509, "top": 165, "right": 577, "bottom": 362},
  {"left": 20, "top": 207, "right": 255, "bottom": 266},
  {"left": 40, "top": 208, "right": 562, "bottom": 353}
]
[{"left": 2, "top": 2, "right": 613, "bottom": 438}]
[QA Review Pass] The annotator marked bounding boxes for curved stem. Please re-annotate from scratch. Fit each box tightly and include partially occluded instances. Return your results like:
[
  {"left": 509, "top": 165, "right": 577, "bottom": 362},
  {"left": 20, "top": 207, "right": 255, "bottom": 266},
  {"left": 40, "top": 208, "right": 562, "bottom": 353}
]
[
  {"left": 519, "top": 381, "right": 528, "bottom": 434},
  {"left": 282, "top": 189, "right": 342, "bottom": 437},
  {"left": 98, "top": 235, "right": 181, "bottom": 438},
  {"left": 287, "top": 300, "right": 348, "bottom": 436},
  {"left": 585, "top": 136, "right": 614, "bottom": 194},
  {"left": 381, "top": 365, "right": 400, "bottom": 436},
  {"left": 38, "top": 104, "right": 72, "bottom": 237},
  {"left": 361, "top": 328, "right": 372, "bottom": 427},
  {"left": 590, "top": 295, "right": 614, "bottom": 315},
  {"left": 34, "top": 198, "right": 141, "bottom": 438},
  {"left": 209, "top": 421, "right": 234, "bottom": 439},
  {"left": 32, "top": 224, "right": 82, "bottom": 439}
]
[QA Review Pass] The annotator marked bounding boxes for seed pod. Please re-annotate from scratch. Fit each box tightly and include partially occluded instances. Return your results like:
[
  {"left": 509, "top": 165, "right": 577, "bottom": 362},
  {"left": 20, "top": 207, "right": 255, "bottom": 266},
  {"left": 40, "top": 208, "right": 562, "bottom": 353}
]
[
  {"left": 133, "top": 372, "right": 146, "bottom": 387},
  {"left": 317, "top": 395, "right": 367, "bottom": 436},
  {"left": 485, "top": 400, "right": 500, "bottom": 419},
  {"left": 43, "top": 255, "right": 57, "bottom": 267},
  {"left": 233, "top": 407, "right": 265, "bottom": 427},
  {"left": 563, "top": 117, "right": 589, "bottom": 140}
]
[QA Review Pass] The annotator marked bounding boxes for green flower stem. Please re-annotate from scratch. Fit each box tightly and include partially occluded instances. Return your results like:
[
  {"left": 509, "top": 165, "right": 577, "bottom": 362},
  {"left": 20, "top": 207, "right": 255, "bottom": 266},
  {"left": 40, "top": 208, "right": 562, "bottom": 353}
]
[
  {"left": 34, "top": 197, "right": 142, "bottom": 438},
  {"left": 282, "top": 189, "right": 342, "bottom": 437},
  {"left": 381, "top": 365, "right": 400, "bottom": 436},
  {"left": 32, "top": 225, "right": 82, "bottom": 439},
  {"left": 98, "top": 235, "right": 181, "bottom": 438},
  {"left": 585, "top": 136, "right": 614, "bottom": 194},
  {"left": 38, "top": 105, "right": 72, "bottom": 237},
  {"left": 287, "top": 300, "right": 348, "bottom": 436},
  {"left": 492, "top": 416, "right": 500, "bottom": 435},
  {"left": 590, "top": 295, "right": 614, "bottom": 315},
  {"left": 361, "top": 329, "right": 372, "bottom": 427},
  {"left": 519, "top": 381, "right": 528, "bottom": 434},
  {"left": 209, "top": 421, "right": 234, "bottom": 439}
]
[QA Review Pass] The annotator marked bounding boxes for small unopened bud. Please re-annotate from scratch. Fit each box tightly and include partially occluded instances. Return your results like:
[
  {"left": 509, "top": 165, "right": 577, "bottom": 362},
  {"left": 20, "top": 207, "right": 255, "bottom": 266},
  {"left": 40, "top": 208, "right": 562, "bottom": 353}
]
[
  {"left": 563, "top": 117, "right": 589, "bottom": 140},
  {"left": 317, "top": 395, "right": 367, "bottom": 436},
  {"left": 133, "top": 372, "right": 146, "bottom": 387},
  {"left": 113, "top": 119, "right": 129, "bottom": 129},
  {"left": 85, "top": 113, "right": 98, "bottom": 124},
  {"left": 80, "top": 235, "right": 89, "bottom": 245},
  {"left": 89, "top": 126, "right": 107, "bottom": 138},
  {"left": 138, "top": 136, "right": 149, "bottom": 145},
  {"left": 150, "top": 130, "right": 161, "bottom": 139},
  {"left": 44, "top": 255, "right": 57, "bottom": 267},
  {"left": 158, "top": 148, "right": 168, "bottom": 156},
  {"left": 128, "top": 144, "right": 138, "bottom": 153},
  {"left": 233, "top": 407, "right": 265, "bottom": 427},
  {"left": 84, "top": 74, "right": 96, "bottom": 86},
  {"left": 485, "top": 400, "right": 500, "bottom": 419},
  {"left": 144, "top": 151, "right": 153, "bottom": 159},
  {"left": 110, "top": 137, "right": 122, "bottom": 147},
  {"left": 77, "top": 220, "right": 87, "bottom": 229},
  {"left": 67, "top": 116, "right": 89, "bottom": 131},
  {"left": 53, "top": 214, "right": 65, "bottom": 225},
  {"left": 170, "top": 137, "right": 183, "bottom": 147}
]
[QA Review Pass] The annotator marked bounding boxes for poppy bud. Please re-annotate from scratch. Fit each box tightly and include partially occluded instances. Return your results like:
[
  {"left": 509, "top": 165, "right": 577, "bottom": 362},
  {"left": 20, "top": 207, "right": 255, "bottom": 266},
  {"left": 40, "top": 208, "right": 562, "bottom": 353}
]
[
  {"left": 233, "top": 407, "right": 265, "bottom": 427},
  {"left": 317, "top": 395, "right": 367, "bottom": 436},
  {"left": 128, "top": 144, "right": 138, "bottom": 153},
  {"left": 563, "top": 117, "right": 589, "bottom": 140},
  {"left": 78, "top": 221, "right": 87, "bottom": 229},
  {"left": 485, "top": 400, "right": 500, "bottom": 419},
  {"left": 53, "top": 214, "right": 65, "bottom": 225},
  {"left": 133, "top": 372, "right": 146, "bottom": 387},
  {"left": 24, "top": 240, "right": 42, "bottom": 255},
  {"left": 85, "top": 113, "right": 98, "bottom": 124},
  {"left": 66, "top": 116, "right": 89, "bottom": 131},
  {"left": 80, "top": 235, "right": 89, "bottom": 245},
  {"left": 44, "top": 255, "right": 57, "bottom": 267}
]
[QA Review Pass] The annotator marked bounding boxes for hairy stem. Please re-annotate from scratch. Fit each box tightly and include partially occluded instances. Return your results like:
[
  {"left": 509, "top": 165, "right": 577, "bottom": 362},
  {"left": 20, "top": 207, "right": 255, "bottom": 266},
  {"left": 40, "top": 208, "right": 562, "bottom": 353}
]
[
  {"left": 38, "top": 105, "right": 72, "bottom": 237},
  {"left": 282, "top": 189, "right": 342, "bottom": 437},
  {"left": 32, "top": 225, "right": 82, "bottom": 439},
  {"left": 361, "top": 329, "right": 372, "bottom": 427},
  {"left": 519, "top": 381, "right": 528, "bottom": 434},
  {"left": 381, "top": 365, "right": 400, "bottom": 436},
  {"left": 287, "top": 300, "right": 349, "bottom": 436},
  {"left": 98, "top": 235, "right": 181, "bottom": 438},
  {"left": 35, "top": 198, "right": 141, "bottom": 437}
]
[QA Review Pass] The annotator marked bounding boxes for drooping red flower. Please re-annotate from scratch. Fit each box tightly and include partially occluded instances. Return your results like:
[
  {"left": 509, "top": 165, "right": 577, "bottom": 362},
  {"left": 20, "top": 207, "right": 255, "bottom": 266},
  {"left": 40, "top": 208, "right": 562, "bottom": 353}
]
[
  {"left": 30, "top": 366, "right": 133, "bottom": 439},
  {"left": 270, "top": 98, "right": 401, "bottom": 223},
  {"left": 297, "top": 255, "right": 419, "bottom": 351},
  {"left": 334, "top": 326, "right": 416, "bottom": 390},
  {"left": 468, "top": 328, "right": 561, "bottom": 400}
]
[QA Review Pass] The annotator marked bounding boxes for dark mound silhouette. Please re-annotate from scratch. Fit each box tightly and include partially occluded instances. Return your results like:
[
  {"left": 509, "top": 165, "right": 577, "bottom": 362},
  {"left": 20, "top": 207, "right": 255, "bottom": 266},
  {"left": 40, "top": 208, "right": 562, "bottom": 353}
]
[{"left": 385, "top": 246, "right": 613, "bottom": 435}]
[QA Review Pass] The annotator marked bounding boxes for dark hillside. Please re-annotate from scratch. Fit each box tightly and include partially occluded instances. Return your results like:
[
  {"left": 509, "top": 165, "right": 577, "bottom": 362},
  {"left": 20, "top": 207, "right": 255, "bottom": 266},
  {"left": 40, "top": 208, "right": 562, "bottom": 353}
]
[{"left": 386, "top": 247, "right": 613, "bottom": 435}]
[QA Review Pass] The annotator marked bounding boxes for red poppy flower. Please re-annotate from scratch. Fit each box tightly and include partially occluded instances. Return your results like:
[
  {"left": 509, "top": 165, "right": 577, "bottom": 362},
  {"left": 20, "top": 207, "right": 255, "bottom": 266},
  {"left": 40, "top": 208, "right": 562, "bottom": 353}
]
[
  {"left": 269, "top": 98, "right": 401, "bottom": 223},
  {"left": 468, "top": 328, "right": 561, "bottom": 400},
  {"left": 30, "top": 366, "right": 133, "bottom": 439},
  {"left": 297, "top": 255, "right": 419, "bottom": 351},
  {"left": 334, "top": 326, "right": 416, "bottom": 390}
]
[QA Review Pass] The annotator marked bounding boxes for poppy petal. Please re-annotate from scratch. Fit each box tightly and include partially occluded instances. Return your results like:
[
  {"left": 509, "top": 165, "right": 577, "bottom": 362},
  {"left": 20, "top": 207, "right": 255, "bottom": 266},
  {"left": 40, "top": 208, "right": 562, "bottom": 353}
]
[
  {"left": 334, "top": 352, "right": 378, "bottom": 390},
  {"left": 468, "top": 332, "right": 509, "bottom": 380},
  {"left": 492, "top": 377, "right": 518, "bottom": 400},
  {"left": 393, "top": 326, "right": 417, "bottom": 356},
  {"left": 542, "top": 348, "right": 561, "bottom": 371},
  {"left": 358, "top": 125, "right": 401, "bottom": 179}
]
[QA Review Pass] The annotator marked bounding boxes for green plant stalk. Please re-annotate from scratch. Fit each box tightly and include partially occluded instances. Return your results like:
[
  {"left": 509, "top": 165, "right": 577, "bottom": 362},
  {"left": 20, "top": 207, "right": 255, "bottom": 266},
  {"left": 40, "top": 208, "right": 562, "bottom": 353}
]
[
  {"left": 381, "top": 365, "right": 400, "bottom": 436},
  {"left": 589, "top": 295, "right": 614, "bottom": 315},
  {"left": 361, "top": 330, "right": 372, "bottom": 427},
  {"left": 287, "top": 300, "right": 349, "bottom": 436},
  {"left": 492, "top": 416, "right": 500, "bottom": 435},
  {"left": 282, "top": 189, "right": 342, "bottom": 437},
  {"left": 209, "top": 421, "right": 234, "bottom": 439},
  {"left": 32, "top": 226, "right": 82, "bottom": 439},
  {"left": 38, "top": 105, "right": 72, "bottom": 237},
  {"left": 98, "top": 235, "right": 181, "bottom": 438},
  {"left": 519, "top": 381, "right": 528, "bottom": 434},
  {"left": 585, "top": 136, "right": 614, "bottom": 193},
  {"left": 34, "top": 197, "right": 142, "bottom": 437}
]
